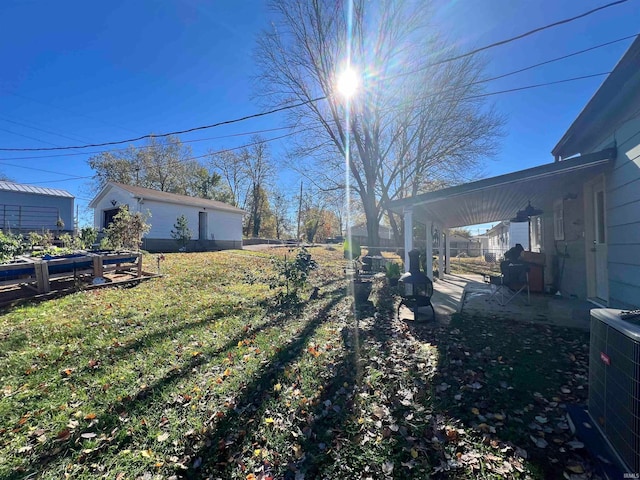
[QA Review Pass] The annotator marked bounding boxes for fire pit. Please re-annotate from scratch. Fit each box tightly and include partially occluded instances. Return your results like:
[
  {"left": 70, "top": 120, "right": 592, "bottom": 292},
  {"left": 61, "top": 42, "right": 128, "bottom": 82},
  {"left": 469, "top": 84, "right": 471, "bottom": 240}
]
[{"left": 397, "top": 249, "right": 435, "bottom": 321}]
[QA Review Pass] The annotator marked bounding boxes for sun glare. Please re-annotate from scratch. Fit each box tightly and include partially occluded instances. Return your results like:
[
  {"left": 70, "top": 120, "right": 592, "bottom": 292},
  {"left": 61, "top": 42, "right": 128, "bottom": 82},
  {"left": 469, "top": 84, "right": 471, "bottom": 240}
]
[{"left": 337, "top": 67, "right": 359, "bottom": 98}]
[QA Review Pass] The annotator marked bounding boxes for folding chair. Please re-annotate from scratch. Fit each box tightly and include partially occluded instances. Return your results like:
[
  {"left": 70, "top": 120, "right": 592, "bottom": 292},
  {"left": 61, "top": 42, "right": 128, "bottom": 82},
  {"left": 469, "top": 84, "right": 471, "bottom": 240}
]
[{"left": 484, "top": 262, "right": 530, "bottom": 306}]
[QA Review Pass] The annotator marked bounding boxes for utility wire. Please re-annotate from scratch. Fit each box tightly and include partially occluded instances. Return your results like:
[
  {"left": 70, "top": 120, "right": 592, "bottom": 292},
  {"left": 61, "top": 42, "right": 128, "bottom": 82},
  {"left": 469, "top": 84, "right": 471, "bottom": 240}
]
[
  {"left": 472, "top": 33, "right": 637, "bottom": 86},
  {"left": 0, "top": 116, "right": 93, "bottom": 143},
  {"left": 27, "top": 131, "right": 299, "bottom": 185},
  {"left": 0, "top": 125, "right": 297, "bottom": 161},
  {"left": 6, "top": 32, "right": 631, "bottom": 162},
  {"left": 0, "top": 97, "right": 325, "bottom": 152},
  {"left": 24, "top": 71, "right": 611, "bottom": 187},
  {"left": 1, "top": 1, "right": 630, "bottom": 153},
  {"left": 393, "top": 0, "right": 632, "bottom": 78},
  {"left": 463, "top": 72, "right": 612, "bottom": 100}
]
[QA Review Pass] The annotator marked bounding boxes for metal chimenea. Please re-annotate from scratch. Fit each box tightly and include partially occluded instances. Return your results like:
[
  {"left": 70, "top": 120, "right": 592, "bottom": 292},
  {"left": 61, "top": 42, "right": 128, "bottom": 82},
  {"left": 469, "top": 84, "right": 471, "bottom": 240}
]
[{"left": 397, "top": 249, "right": 435, "bottom": 320}]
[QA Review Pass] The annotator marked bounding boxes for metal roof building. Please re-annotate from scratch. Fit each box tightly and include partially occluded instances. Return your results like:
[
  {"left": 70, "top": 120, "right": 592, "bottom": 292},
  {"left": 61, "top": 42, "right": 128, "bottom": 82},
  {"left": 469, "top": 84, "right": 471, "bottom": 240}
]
[{"left": 0, "top": 181, "right": 75, "bottom": 233}]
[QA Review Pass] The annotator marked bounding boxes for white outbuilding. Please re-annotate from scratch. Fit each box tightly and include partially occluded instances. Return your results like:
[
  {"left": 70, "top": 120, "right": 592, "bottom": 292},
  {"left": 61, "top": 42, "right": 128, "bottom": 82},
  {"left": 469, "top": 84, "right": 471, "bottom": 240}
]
[{"left": 89, "top": 182, "right": 244, "bottom": 252}]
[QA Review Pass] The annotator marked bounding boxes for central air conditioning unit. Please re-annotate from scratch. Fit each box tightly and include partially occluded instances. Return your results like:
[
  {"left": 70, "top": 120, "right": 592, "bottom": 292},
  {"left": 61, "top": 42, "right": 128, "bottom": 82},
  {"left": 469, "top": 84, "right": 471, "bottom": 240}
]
[{"left": 588, "top": 308, "right": 640, "bottom": 473}]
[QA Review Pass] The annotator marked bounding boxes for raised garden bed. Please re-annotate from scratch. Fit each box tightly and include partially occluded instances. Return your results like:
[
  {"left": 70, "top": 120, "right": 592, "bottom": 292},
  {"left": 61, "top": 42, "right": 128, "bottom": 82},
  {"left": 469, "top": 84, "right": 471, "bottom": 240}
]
[{"left": 0, "top": 250, "right": 154, "bottom": 307}]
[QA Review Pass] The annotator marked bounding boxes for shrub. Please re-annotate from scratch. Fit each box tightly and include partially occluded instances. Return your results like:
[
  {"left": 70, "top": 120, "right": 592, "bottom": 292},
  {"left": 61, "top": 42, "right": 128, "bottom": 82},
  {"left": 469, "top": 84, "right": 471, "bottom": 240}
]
[
  {"left": 0, "top": 232, "right": 27, "bottom": 263},
  {"left": 78, "top": 227, "right": 98, "bottom": 249},
  {"left": 59, "top": 233, "right": 73, "bottom": 248},
  {"left": 103, "top": 206, "right": 151, "bottom": 251},
  {"left": 170, "top": 215, "right": 192, "bottom": 251},
  {"left": 343, "top": 238, "right": 361, "bottom": 260},
  {"left": 270, "top": 247, "right": 318, "bottom": 304},
  {"left": 385, "top": 261, "right": 401, "bottom": 279}
]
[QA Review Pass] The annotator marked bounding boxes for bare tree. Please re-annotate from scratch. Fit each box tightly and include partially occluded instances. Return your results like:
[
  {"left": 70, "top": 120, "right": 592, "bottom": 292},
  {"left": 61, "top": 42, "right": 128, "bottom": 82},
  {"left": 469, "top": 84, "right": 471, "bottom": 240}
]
[
  {"left": 256, "top": 0, "right": 503, "bottom": 247},
  {"left": 209, "top": 149, "right": 250, "bottom": 209},
  {"left": 87, "top": 135, "right": 231, "bottom": 200},
  {"left": 242, "top": 137, "right": 275, "bottom": 237}
]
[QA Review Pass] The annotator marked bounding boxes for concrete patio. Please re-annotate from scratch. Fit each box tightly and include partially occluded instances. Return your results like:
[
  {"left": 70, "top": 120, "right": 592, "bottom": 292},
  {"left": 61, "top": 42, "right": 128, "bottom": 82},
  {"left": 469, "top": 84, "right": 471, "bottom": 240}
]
[{"left": 425, "top": 273, "right": 593, "bottom": 330}]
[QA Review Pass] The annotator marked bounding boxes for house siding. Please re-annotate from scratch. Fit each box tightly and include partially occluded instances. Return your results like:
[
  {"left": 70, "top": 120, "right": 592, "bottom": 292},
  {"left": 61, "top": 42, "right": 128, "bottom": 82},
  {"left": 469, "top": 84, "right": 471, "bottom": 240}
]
[{"left": 594, "top": 115, "right": 640, "bottom": 308}]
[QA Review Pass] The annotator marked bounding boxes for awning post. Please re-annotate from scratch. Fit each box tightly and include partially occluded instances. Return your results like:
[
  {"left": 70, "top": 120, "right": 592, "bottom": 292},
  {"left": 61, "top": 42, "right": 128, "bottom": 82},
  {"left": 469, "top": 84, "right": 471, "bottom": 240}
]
[
  {"left": 425, "top": 220, "right": 433, "bottom": 280},
  {"left": 445, "top": 229, "right": 451, "bottom": 274},
  {"left": 438, "top": 225, "right": 445, "bottom": 279},
  {"left": 403, "top": 206, "right": 413, "bottom": 271}
]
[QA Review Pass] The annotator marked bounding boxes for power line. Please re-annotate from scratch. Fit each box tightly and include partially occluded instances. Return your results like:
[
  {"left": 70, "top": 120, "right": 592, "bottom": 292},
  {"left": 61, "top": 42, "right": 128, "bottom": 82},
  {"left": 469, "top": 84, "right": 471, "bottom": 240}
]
[
  {"left": 392, "top": 0, "right": 632, "bottom": 78},
  {"left": 0, "top": 128, "right": 62, "bottom": 147},
  {"left": 26, "top": 131, "right": 299, "bottom": 185},
  {"left": 0, "top": 125, "right": 297, "bottom": 161},
  {"left": 463, "top": 72, "right": 611, "bottom": 100},
  {"left": 0, "top": 116, "right": 93, "bottom": 143},
  {"left": 1, "top": 2, "right": 630, "bottom": 153},
  {"left": 472, "top": 33, "right": 637, "bottom": 86},
  {"left": 0, "top": 97, "right": 325, "bottom": 152},
  {"left": 22, "top": 70, "right": 611, "bottom": 187}
]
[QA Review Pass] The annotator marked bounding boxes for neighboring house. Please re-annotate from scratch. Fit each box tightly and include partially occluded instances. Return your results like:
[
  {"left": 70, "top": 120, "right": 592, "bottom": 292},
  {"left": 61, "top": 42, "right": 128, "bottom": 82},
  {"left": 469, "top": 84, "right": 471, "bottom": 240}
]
[
  {"left": 89, "top": 182, "right": 244, "bottom": 252},
  {"left": 485, "top": 220, "right": 531, "bottom": 259},
  {"left": 0, "top": 181, "right": 74, "bottom": 233},
  {"left": 471, "top": 233, "right": 489, "bottom": 257},
  {"left": 388, "top": 36, "right": 640, "bottom": 309},
  {"left": 349, "top": 223, "right": 398, "bottom": 248},
  {"left": 448, "top": 233, "right": 481, "bottom": 257}
]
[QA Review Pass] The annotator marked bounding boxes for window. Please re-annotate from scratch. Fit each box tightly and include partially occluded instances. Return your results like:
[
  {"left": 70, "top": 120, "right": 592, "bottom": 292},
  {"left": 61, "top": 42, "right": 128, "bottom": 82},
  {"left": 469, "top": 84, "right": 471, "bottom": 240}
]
[{"left": 553, "top": 199, "right": 564, "bottom": 241}]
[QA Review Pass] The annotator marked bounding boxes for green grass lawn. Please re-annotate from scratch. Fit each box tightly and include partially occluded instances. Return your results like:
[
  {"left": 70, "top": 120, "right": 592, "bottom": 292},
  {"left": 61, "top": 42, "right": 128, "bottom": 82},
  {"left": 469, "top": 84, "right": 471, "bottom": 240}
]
[{"left": 0, "top": 247, "right": 595, "bottom": 479}]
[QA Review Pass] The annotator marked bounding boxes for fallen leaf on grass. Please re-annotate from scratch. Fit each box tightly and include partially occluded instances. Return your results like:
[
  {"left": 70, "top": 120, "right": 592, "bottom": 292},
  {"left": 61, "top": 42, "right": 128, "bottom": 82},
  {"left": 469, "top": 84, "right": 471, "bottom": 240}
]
[{"left": 157, "top": 432, "right": 169, "bottom": 442}]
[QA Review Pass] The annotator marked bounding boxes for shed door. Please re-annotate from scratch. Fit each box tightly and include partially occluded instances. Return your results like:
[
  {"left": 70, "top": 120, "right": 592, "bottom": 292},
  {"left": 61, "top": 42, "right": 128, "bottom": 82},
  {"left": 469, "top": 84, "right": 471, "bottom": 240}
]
[
  {"left": 103, "top": 208, "right": 119, "bottom": 228},
  {"left": 199, "top": 212, "right": 208, "bottom": 240}
]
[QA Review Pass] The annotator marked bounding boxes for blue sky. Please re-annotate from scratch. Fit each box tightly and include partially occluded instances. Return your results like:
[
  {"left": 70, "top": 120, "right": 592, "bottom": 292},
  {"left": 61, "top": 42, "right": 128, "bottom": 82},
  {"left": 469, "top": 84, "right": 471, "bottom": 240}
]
[{"left": 1, "top": 0, "right": 638, "bottom": 229}]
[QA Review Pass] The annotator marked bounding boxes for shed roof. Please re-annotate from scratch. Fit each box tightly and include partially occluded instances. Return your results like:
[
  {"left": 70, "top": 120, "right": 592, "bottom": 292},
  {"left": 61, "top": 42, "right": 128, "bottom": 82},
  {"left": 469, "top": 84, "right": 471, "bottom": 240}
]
[
  {"left": 89, "top": 182, "right": 244, "bottom": 214},
  {"left": 0, "top": 181, "right": 74, "bottom": 198}
]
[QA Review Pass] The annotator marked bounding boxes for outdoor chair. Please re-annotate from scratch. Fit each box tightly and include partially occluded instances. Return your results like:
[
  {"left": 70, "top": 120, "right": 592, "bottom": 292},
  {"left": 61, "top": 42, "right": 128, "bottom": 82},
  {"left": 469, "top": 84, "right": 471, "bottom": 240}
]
[{"left": 484, "top": 261, "right": 530, "bottom": 306}]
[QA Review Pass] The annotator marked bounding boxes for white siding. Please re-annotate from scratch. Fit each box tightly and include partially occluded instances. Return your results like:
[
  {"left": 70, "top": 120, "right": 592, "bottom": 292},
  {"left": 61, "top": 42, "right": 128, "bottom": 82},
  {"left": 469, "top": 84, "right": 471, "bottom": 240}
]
[
  {"left": 593, "top": 115, "right": 640, "bottom": 308},
  {"left": 92, "top": 185, "right": 243, "bottom": 243},
  {"left": 607, "top": 116, "right": 640, "bottom": 308},
  {"left": 140, "top": 199, "right": 242, "bottom": 241},
  {"left": 509, "top": 222, "right": 529, "bottom": 250}
]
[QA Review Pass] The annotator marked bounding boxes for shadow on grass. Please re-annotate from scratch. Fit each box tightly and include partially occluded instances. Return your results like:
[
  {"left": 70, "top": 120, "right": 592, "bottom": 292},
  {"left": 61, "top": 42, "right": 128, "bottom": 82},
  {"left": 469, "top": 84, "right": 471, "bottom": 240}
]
[
  {"left": 183, "top": 291, "right": 347, "bottom": 478},
  {"left": 6, "top": 291, "right": 341, "bottom": 479}
]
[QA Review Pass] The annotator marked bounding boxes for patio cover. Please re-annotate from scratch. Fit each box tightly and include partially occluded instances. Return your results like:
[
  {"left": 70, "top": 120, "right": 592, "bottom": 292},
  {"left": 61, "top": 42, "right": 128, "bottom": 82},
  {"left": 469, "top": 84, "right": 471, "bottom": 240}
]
[{"left": 386, "top": 148, "right": 615, "bottom": 228}]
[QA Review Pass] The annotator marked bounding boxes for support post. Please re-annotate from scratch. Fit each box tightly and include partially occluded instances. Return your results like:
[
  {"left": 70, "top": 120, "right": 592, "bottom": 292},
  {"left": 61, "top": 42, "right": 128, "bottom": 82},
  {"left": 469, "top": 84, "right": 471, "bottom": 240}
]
[
  {"left": 438, "top": 225, "right": 445, "bottom": 279},
  {"left": 35, "top": 261, "right": 50, "bottom": 294},
  {"left": 136, "top": 253, "right": 142, "bottom": 277},
  {"left": 403, "top": 206, "right": 413, "bottom": 271},
  {"left": 425, "top": 220, "right": 433, "bottom": 280},
  {"left": 445, "top": 229, "right": 451, "bottom": 274},
  {"left": 92, "top": 255, "right": 103, "bottom": 278}
]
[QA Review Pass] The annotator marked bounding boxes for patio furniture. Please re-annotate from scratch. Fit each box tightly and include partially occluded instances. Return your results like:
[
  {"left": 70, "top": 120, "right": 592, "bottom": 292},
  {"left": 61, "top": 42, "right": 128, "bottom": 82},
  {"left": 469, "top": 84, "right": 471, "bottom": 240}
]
[{"left": 485, "top": 261, "right": 530, "bottom": 306}]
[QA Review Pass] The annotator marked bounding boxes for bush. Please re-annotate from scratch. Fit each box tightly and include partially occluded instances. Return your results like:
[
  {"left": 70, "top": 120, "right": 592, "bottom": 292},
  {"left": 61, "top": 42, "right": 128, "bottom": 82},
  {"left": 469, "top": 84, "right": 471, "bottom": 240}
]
[
  {"left": 385, "top": 261, "right": 401, "bottom": 279},
  {"left": 270, "top": 247, "right": 318, "bottom": 304},
  {"left": 58, "top": 233, "right": 73, "bottom": 248},
  {"left": 343, "top": 238, "right": 361, "bottom": 260},
  {"left": 170, "top": 215, "right": 192, "bottom": 252},
  {"left": 0, "top": 232, "right": 27, "bottom": 263},
  {"left": 78, "top": 227, "right": 98, "bottom": 249},
  {"left": 103, "top": 206, "right": 151, "bottom": 250}
]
